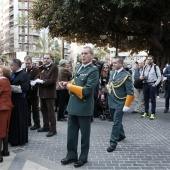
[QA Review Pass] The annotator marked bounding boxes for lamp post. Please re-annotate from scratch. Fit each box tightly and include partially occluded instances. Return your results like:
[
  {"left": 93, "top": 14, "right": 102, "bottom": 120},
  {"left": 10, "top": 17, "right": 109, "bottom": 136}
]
[
  {"left": 61, "top": 37, "right": 64, "bottom": 59},
  {"left": 115, "top": 35, "right": 119, "bottom": 57}
]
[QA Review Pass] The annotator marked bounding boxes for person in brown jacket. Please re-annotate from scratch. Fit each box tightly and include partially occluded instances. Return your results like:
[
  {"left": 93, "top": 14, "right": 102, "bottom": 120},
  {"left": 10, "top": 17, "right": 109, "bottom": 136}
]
[
  {"left": 0, "top": 66, "right": 13, "bottom": 163},
  {"left": 24, "top": 56, "right": 41, "bottom": 130},
  {"left": 31, "top": 53, "right": 58, "bottom": 137},
  {"left": 56, "top": 59, "right": 72, "bottom": 121}
]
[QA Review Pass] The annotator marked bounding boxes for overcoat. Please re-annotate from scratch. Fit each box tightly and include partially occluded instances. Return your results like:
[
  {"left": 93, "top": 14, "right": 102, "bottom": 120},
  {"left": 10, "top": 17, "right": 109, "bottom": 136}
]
[{"left": 0, "top": 78, "right": 13, "bottom": 138}]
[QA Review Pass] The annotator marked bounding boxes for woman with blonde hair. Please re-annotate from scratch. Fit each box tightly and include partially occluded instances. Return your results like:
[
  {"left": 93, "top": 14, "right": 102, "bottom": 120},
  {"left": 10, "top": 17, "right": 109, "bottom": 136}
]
[
  {"left": 100, "top": 64, "right": 110, "bottom": 88},
  {"left": 0, "top": 66, "right": 13, "bottom": 163}
]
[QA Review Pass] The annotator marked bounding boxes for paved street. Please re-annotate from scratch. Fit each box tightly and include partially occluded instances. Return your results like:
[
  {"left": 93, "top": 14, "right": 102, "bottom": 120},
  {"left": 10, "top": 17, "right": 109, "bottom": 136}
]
[{"left": 1, "top": 96, "right": 170, "bottom": 170}]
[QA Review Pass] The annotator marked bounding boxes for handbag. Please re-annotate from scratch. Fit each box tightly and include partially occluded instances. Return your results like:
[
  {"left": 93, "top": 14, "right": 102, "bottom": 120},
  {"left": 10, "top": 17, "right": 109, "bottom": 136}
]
[{"left": 134, "top": 79, "right": 143, "bottom": 89}]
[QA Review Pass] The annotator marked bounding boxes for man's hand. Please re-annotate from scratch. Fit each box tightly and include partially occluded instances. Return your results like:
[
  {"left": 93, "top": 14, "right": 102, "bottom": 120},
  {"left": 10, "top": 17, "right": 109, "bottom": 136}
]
[
  {"left": 36, "top": 78, "right": 43, "bottom": 84},
  {"left": 152, "top": 84, "right": 156, "bottom": 87},
  {"left": 139, "top": 76, "right": 144, "bottom": 80},
  {"left": 59, "top": 81, "right": 68, "bottom": 89},
  {"left": 30, "top": 80, "right": 36, "bottom": 86},
  {"left": 123, "top": 106, "right": 130, "bottom": 112}
]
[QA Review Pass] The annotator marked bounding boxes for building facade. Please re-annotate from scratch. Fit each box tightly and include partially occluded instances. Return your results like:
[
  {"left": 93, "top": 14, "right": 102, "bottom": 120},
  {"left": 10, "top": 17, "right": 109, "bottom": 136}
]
[{"left": 0, "top": 0, "right": 39, "bottom": 59}]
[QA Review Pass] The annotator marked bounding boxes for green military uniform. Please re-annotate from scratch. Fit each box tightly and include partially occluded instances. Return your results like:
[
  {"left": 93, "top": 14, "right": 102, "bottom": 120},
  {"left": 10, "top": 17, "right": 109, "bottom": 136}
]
[
  {"left": 108, "top": 69, "right": 134, "bottom": 148},
  {"left": 66, "top": 63, "right": 99, "bottom": 161}
]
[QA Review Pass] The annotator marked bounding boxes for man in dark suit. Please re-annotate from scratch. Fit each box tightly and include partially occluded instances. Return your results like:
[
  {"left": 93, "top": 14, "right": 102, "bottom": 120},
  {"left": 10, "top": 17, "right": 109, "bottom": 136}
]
[
  {"left": 56, "top": 59, "right": 72, "bottom": 121},
  {"left": 59, "top": 46, "right": 99, "bottom": 168},
  {"left": 31, "top": 53, "right": 58, "bottom": 137},
  {"left": 24, "top": 56, "right": 40, "bottom": 130}
]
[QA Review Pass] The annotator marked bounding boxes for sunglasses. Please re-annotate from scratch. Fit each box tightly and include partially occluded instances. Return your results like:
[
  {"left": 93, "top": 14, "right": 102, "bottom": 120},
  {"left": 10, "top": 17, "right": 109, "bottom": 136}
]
[{"left": 104, "top": 67, "right": 108, "bottom": 68}]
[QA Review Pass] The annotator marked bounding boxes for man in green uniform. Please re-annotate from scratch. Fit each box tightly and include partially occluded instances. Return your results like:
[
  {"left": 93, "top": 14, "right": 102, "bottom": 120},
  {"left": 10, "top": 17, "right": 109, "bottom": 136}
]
[
  {"left": 107, "top": 57, "right": 134, "bottom": 152},
  {"left": 59, "top": 46, "right": 99, "bottom": 168}
]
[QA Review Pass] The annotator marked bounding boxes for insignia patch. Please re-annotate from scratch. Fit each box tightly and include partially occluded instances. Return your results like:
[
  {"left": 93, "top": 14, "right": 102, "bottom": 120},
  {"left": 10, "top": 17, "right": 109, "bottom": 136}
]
[{"left": 80, "top": 74, "right": 88, "bottom": 76}]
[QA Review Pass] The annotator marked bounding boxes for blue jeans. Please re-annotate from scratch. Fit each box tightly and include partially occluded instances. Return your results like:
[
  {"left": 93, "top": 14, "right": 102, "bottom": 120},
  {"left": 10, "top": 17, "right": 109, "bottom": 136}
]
[
  {"left": 109, "top": 108, "right": 125, "bottom": 147},
  {"left": 143, "top": 84, "right": 157, "bottom": 114}
]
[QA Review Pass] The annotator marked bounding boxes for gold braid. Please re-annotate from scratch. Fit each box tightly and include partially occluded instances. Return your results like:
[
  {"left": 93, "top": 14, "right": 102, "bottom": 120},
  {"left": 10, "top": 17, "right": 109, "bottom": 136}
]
[{"left": 110, "top": 75, "right": 129, "bottom": 100}]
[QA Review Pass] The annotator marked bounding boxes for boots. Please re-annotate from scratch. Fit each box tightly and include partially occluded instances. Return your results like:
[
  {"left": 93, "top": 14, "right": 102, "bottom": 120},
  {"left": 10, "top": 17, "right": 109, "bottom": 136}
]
[
  {"left": 0, "top": 139, "right": 3, "bottom": 163},
  {"left": 1, "top": 135, "right": 10, "bottom": 156}
]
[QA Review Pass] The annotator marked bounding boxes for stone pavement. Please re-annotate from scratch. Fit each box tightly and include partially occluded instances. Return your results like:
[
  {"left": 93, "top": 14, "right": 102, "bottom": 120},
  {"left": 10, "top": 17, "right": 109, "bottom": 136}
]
[{"left": 1, "top": 96, "right": 170, "bottom": 170}]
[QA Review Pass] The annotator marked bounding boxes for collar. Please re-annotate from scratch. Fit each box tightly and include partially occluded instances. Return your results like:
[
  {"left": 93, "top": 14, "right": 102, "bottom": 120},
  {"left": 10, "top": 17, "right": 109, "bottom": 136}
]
[
  {"left": 116, "top": 67, "right": 123, "bottom": 73},
  {"left": 82, "top": 62, "right": 92, "bottom": 68},
  {"left": 0, "top": 76, "right": 7, "bottom": 79},
  {"left": 15, "top": 68, "right": 22, "bottom": 73},
  {"left": 45, "top": 63, "right": 52, "bottom": 68}
]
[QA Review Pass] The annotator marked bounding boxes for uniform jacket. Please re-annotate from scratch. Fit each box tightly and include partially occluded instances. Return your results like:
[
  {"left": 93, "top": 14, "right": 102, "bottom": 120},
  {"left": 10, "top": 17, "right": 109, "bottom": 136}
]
[
  {"left": 56, "top": 66, "right": 72, "bottom": 90},
  {"left": 108, "top": 69, "right": 134, "bottom": 110},
  {"left": 24, "top": 67, "right": 39, "bottom": 98},
  {"left": 37, "top": 63, "right": 58, "bottom": 98},
  {"left": 67, "top": 63, "right": 99, "bottom": 116}
]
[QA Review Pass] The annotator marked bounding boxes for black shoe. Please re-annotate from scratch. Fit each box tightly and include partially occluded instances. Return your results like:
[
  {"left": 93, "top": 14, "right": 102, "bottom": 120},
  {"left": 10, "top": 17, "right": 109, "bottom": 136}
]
[
  {"left": 107, "top": 146, "right": 116, "bottom": 152},
  {"left": 37, "top": 127, "right": 50, "bottom": 132},
  {"left": 1, "top": 150, "right": 10, "bottom": 156},
  {"left": 164, "top": 108, "right": 169, "bottom": 113},
  {"left": 46, "top": 131, "right": 57, "bottom": 137},
  {"left": 30, "top": 124, "right": 41, "bottom": 130},
  {"left": 74, "top": 160, "right": 87, "bottom": 168},
  {"left": 131, "top": 111, "right": 138, "bottom": 114},
  {"left": 0, "top": 157, "right": 3, "bottom": 163},
  {"left": 118, "top": 137, "right": 126, "bottom": 142},
  {"left": 61, "top": 158, "right": 77, "bottom": 165}
]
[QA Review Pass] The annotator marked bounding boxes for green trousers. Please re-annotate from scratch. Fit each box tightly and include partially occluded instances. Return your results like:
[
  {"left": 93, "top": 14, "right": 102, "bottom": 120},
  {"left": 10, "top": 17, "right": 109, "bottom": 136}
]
[{"left": 66, "top": 115, "right": 91, "bottom": 161}]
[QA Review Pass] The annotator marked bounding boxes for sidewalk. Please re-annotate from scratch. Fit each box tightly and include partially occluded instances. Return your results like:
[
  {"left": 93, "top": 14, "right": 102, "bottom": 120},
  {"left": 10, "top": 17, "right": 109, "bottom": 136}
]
[{"left": 1, "top": 97, "right": 170, "bottom": 170}]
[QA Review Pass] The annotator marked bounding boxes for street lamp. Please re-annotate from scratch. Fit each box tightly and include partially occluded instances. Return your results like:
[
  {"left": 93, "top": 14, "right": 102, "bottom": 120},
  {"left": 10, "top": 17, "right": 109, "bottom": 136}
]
[
  {"left": 127, "top": 36, "right": 134, "bottom": 41},
  {"left": 100, "top": 35, "right": 107, "bottom": 40}
]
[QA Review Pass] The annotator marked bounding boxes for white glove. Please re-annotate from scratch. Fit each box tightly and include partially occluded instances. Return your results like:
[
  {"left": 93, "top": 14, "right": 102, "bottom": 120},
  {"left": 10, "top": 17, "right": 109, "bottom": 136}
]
[
  {"left": 123, "top": 106, "right": 130, "bottom": 112},
  {"left": 106, "top": 84, "right": 110, "bottom": 89},
  {"left": 35, "top": 78, "right": 43, "bottom": 84},
  {"left": 30, "top": 80, "right": 37, "bottom": 86}
]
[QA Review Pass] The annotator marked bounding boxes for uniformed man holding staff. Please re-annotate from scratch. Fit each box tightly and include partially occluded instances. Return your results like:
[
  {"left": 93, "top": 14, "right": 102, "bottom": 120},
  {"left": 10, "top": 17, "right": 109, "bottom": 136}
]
[
  {"left": 107, "top": 57, "right": 134, "bottom": 152},
  {"left": 59, "top": 46, "right": 99, "bottom": 168}
]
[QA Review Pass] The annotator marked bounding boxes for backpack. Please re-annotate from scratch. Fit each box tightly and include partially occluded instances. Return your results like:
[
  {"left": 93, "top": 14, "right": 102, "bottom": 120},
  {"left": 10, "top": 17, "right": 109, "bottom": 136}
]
[{"left": 143, "top": 64, "right": 158, "bottom": 78}]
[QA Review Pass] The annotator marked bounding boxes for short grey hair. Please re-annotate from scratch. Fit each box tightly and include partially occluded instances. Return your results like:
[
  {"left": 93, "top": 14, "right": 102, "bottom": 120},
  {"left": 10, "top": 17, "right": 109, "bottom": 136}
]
[
  {"left": 59, "top": 59, "right": 67, "bottom": 66},
  {"left": 83, "top": 46, "right": 94, "bottom": 55}
]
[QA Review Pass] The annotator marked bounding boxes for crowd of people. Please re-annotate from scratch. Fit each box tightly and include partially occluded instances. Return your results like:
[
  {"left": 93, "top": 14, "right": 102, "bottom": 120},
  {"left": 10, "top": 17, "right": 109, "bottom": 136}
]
[{"left": 0, "top": 50, "right": 169, "bottom": 167}]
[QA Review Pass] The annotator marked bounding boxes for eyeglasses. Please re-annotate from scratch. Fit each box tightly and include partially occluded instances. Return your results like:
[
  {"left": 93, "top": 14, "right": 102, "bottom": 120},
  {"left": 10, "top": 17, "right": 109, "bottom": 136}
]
[{"left": 104, "top": 67, "right": 108, "bottom": 68}]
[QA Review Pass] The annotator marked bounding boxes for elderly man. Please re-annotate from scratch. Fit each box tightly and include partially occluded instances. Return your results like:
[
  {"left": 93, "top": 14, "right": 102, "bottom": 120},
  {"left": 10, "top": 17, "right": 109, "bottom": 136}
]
[
  {"left": 31, "top": 53, "right": 58, "bottom": 137},
  {"left": 9, "top": 59, "right": 30, "bottom": 146},
  {"left": 59, "top": 46, "right": 99, "bottom": 168},
  {"left": 56, "top": 59, "right": 72, "bottom": 121}
]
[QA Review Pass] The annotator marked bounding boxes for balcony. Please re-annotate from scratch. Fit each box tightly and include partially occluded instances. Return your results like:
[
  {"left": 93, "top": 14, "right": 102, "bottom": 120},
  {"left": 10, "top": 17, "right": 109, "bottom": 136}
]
[
  {"left": 9, "top": 10, "right": 14, "bottom": 16},
  {"left": 9, "top": 0, "right": 14, "bottom": 7},
  {"left": 18, "top": 5, "right": 28, "bottom": 10},
  {"left": 9, "top": 17, "right": 14, "bottom": 23}
]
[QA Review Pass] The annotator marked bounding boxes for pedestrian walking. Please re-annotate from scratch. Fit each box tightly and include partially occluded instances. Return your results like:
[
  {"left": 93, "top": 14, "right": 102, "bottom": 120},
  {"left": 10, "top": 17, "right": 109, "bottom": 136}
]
[{"left": 107, "top": 57, "right": 134, "bottom": 152}]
